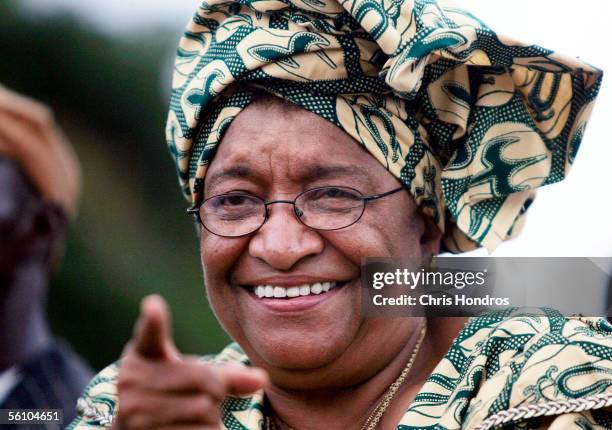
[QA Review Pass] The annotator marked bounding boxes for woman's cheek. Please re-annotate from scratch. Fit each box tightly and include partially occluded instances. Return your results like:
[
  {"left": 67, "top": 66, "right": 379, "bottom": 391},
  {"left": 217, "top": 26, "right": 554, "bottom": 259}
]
[
  {"left": 354, "top": 211, "right": 424, "bottom": 258},
  {"left": 325, "top": 225, "right": 399, "bottom": 262},
  {"left": 200, "top": 235, "right": 246, "bottom": 280},
  {"left": 200, "top": 236, "right": 250, "bottom": 323}
]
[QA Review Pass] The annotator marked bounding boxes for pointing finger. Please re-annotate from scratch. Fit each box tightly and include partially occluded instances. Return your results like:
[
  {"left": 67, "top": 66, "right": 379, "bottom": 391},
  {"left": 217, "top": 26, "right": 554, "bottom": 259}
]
[{"left": 133, "top": 295, "right": 181, "bottom": 361}]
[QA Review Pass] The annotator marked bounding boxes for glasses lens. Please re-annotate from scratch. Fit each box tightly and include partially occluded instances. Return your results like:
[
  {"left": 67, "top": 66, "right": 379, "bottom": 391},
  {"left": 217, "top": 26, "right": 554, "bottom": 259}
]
[
  {"left": 201, "top": 193, "right": 265, "bottom": 236},
  {"left": 296, "top": 186, "right": 364, "bottom": 230}
]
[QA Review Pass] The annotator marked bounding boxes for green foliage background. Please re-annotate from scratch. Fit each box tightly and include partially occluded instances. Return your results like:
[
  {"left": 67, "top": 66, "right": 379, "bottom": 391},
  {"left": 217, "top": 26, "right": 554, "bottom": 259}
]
[{"left": 0, "top": 1, "right": 230, "bottom": 370}]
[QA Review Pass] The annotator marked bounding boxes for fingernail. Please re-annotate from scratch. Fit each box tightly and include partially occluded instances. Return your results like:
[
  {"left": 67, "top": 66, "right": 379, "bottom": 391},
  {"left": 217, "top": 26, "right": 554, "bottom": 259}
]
[{"left": 142, "top": 294, "right": 163, "bottom": 311}]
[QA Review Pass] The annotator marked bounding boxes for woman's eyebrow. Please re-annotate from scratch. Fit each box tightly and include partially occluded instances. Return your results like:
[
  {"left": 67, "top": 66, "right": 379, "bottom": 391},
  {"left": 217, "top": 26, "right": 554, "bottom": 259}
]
[
  {"left": 303, "top": 165, "right": 372, "bottom": 184},
  {"left": 206, "top": 164, "right": 373, "bottom": 190},
  {"left": 205, "top": 165, "right": 258, "bottom": 190}
]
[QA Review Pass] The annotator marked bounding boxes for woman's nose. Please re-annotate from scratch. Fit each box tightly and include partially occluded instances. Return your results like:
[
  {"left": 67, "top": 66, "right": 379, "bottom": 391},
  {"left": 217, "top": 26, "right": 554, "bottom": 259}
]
[{"left": 248, "top": 203, "right": 324, "bottom": 271}]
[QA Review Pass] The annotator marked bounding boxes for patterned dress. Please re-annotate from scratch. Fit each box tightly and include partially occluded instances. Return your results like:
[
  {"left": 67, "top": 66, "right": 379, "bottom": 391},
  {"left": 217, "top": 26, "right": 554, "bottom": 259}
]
[{"left": 67, "top": 309, "right": 612, "bottom": 429}]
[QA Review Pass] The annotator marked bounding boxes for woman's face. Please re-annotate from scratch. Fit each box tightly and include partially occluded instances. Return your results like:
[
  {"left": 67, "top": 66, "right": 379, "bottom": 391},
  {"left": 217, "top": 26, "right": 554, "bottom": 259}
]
[{"left": 200, "top": 98, "right": 440, "bottom": 389}]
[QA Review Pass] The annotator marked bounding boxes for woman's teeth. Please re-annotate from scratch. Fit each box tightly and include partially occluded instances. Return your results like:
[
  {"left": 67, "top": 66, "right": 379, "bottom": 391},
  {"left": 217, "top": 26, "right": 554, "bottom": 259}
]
[{"left": 252, "top": 282, "right": 337, "bottom": 298}]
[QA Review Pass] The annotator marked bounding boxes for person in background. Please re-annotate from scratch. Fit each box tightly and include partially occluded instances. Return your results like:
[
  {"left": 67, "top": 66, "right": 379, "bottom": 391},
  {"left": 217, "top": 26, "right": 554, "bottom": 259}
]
[{"left": 0, "top": 85, "right": 93, "bottom": 426}]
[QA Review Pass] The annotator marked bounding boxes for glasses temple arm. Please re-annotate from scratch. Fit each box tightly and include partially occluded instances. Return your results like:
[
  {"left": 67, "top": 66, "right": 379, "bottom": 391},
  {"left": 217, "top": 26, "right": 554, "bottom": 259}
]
[{"left": 361, "top": 186, "right": 405, "bottom": 201}]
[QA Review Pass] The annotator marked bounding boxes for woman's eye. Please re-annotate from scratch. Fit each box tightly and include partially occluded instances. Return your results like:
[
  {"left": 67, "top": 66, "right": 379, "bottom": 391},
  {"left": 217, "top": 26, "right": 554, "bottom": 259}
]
[
  {"left": 217, "top": 194, "right": 252, "bottom": 206},
  {"left": 213, "top": 194, "right": 257, "bottom": 210},
  {"left": 319, "top": 188, "right": 358, "bottom": 199}
]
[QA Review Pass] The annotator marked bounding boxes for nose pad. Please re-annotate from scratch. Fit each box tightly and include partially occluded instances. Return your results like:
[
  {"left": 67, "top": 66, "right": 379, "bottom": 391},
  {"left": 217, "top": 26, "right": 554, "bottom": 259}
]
[{"left": 295, "top": 207, "right": 304, "bottom": 218}]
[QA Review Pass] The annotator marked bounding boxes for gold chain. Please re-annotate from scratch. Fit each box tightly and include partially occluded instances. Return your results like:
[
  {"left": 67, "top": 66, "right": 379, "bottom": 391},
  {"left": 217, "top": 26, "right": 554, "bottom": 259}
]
[
  {"left": 359, "top": 319, "right": 427, "bottom": 430},
  {"left": 265, "top": 320, "right": 428, "bottom": 430}
]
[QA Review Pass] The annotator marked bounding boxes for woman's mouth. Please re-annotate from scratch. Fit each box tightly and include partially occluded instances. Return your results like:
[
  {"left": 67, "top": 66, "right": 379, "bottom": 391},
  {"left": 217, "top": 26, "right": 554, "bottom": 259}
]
[
  {"left": 251, "top": 281, "right": 340, "bottom": 298},
  {"left": 239, "top": 280, "right": 353, "bottom": 312}
]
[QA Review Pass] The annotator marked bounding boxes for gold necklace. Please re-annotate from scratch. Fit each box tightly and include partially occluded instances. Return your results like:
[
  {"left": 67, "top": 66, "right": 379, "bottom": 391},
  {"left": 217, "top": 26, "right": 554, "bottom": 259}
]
[{"left": 265, "top": 320, "right": 428, "bottom": 430}]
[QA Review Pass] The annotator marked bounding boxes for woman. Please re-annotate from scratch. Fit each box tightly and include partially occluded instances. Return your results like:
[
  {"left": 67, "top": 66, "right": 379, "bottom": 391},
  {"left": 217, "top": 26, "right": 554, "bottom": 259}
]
[{"left": 69, "top": 0, "right": 610, "bottom": 429}]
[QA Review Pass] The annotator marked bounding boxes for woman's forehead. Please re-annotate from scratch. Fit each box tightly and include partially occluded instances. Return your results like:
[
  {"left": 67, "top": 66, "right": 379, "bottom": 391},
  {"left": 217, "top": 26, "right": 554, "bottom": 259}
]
[{"left": 207, "top": 101, "right": 385, "bottom": 184}]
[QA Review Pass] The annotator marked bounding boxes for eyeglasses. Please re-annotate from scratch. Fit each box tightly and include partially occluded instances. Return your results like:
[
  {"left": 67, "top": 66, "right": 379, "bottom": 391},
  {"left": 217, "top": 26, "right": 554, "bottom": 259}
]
[{"left": 187, "top": 185, "right": 405, "bottom": 238}]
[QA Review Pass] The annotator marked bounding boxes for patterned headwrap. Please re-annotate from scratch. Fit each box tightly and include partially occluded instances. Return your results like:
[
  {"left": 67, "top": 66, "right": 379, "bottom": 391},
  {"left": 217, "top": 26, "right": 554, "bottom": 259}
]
[{"left": 165, "top": 0, "right": 602, "bottom": 253}]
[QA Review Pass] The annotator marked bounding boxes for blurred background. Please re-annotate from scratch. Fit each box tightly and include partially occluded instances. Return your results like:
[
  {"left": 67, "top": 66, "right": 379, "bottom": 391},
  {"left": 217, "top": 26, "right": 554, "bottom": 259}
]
[{"left": 1, "top": 0, "right": 610, "bottom": 370}]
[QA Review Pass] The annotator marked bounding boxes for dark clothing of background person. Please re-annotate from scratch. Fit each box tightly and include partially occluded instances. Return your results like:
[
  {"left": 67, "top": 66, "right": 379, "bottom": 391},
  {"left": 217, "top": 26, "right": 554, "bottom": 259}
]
[{"left": 0, "top": 340, "right": 93, "bottom": 429}]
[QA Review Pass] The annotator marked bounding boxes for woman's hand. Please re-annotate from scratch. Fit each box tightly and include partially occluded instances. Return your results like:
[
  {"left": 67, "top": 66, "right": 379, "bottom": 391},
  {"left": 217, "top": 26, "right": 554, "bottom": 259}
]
[{"left": 112, "top": 295, "right": 268, "bottom": 430}]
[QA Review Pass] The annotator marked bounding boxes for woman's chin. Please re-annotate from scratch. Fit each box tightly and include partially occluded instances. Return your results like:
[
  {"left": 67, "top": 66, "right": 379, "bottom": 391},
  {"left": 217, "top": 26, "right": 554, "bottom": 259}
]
[{"left": 248, "top": 331, "right": 352, "bottom": 370}]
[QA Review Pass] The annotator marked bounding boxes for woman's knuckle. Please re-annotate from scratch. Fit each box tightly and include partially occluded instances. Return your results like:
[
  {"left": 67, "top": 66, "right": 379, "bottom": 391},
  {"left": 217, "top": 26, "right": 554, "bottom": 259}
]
[
  {"left": 175, "top": 394, "right": 215, "bottom": 422},
  {"left": 197, "top": 361, "right": 214, "bottom": 374},
  {"left": 188, "top": 364, "right": 208, "bottom": 389},
  {"left": 117, "top": 398, "right": 139, "bottom": 417},
  {"left": 189, "top": 406, "right": 209, "bottom": 422},
  {"left": 117, "top": 372, "right": 138, "bottom": 391},
  {"left": 198, "top": 365, "right": 226, "bottom": 396},
  {"left": 196, "top": 396, "right": 217, "bottom": 418}
]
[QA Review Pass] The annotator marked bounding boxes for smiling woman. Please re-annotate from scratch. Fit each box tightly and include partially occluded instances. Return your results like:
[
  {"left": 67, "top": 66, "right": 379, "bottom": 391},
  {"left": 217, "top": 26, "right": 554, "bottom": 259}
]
[
  {"left": 195, "top": 94, "right": 439, "bottom": 385},
  {"left": 67, "top": 0, "right": 611, "bottom": 429}
]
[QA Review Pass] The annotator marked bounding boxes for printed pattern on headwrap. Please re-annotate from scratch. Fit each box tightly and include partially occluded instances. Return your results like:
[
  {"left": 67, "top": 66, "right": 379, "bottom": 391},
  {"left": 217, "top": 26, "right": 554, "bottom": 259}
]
[
  {"left": 165, "top": 0, "right": 602, "bottom": 252},
  {"left": 67, "top": 311, "right": 612, "bottom": 429}
]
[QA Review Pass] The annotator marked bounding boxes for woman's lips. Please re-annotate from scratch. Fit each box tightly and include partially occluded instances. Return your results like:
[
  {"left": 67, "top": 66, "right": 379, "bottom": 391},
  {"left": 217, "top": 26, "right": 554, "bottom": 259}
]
[{"left": 240, "top": 280, "right": 353, "bottom": 313}]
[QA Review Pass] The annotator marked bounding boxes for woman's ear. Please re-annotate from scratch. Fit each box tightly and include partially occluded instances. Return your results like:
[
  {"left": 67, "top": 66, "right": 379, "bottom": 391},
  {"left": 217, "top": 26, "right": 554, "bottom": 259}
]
[{"left": 420, "top": 213, "right": 442, "bottom": 257}]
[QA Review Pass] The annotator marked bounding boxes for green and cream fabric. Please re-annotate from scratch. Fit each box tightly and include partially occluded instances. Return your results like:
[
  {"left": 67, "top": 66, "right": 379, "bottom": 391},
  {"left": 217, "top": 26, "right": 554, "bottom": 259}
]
[
  {"left": 165, "top": 0, "right": 602, "bottom": 253},
  {"left": 67, "top": 310, "right": 612, "bottom": 429}
]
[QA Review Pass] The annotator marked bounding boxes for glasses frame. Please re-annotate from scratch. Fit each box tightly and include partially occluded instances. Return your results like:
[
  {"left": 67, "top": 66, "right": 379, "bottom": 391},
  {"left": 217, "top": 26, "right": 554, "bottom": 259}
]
[{"left": 187, "top": 185, "right": 405, "bottom": 238}]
